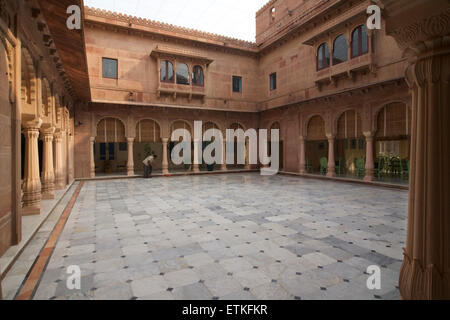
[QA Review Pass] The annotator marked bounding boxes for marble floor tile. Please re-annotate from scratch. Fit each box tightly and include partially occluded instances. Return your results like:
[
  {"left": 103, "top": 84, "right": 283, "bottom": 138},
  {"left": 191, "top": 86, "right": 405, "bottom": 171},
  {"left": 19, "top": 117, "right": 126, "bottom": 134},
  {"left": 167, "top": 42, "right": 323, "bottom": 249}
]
[{"left": 4, "top": 173, "right": 407, "bottom": 300}]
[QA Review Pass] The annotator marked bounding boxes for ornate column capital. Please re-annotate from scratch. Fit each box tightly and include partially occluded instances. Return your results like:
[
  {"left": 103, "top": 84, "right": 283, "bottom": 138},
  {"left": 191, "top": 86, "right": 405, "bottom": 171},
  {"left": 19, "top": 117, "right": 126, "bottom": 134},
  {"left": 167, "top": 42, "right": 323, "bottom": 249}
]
[
  {"left": 41, "top": 126, "right": 56, "bottom": 138},
  {"left": 363, "top": 131, "right": 374, "bottom": 140},
  {"left": 54, "top": 132, "right": 63, "bottom": 142},
  {"left": 41, "top": 133, "right": 54, "bottom": 143},
  {"left": 127, "top": 137, "right": 134, "bottom": 143},
  {"left": 382, "top": 2, "right": 450, "bottom": 56},
  {"left": 22, "top": 127, "right": 40, "bottom": 138},
  {"left": 22, "top": 117, "right": 43, "bottom": 131}
]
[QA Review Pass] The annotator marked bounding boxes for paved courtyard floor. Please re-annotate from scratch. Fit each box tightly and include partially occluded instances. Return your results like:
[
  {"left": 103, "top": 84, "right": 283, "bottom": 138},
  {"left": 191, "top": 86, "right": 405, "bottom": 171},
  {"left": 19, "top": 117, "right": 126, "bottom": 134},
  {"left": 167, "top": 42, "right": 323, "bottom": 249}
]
[{"left": 32, "top": 173, "right": 408, "bottom": 300}]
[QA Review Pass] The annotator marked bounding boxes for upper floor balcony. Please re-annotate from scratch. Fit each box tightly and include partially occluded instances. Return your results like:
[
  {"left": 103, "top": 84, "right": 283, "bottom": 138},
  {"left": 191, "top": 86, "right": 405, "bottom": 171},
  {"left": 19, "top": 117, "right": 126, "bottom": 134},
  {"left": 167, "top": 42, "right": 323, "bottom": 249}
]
[
  {"left": 150, "top": 45, "right": 214, "bottom": 102},
  {"left": 303, "top": 3, "right": 376, "bottom": 90}
]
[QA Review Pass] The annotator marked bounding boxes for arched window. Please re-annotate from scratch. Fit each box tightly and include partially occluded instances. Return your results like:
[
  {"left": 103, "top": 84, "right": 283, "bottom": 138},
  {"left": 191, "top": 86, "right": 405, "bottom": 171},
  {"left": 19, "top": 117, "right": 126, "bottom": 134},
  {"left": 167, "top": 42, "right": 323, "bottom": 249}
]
[
  {"left": 332, "top": 34, "right": 348, "bottom": 65},
  {"left": 351, "top": 25, "right": 368, "bottom": 58},
  {"left": 160, "top": 60, "right": 174, "bottom": 83},
  {"left": 317, "top": 43, "right": 330, "bottom": 71},
  {"left": 176, "top": 63, "right": 190, "bottom": 85},
  {"left": 192, "top": 65, "right": 204, "bottom": 86},
  {"left": 96, "top": 118, "right": 126, "bottom": 143}
]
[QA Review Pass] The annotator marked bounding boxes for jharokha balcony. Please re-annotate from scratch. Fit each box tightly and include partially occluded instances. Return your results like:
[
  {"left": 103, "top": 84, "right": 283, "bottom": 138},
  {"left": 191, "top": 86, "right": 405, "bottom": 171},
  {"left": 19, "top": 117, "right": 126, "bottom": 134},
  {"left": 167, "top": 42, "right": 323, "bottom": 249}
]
[{"left": 151, "top": 45, "right": 213, "bottom": 102}]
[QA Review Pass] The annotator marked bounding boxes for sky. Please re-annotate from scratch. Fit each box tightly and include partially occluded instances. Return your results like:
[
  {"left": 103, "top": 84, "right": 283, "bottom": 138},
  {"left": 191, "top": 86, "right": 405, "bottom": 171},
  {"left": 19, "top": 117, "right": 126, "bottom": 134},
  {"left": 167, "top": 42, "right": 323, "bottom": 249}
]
[{"left": 84, "top": 0, "right": 269, "bottom": 42}]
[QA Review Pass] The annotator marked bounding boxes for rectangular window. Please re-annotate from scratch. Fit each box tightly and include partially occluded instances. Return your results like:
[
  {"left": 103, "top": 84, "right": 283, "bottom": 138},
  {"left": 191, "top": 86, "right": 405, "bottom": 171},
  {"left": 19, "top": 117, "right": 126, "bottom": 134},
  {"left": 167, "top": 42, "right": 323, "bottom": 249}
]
[
  {"left": 232, "top": 76, "right": 242, "bottom": 93},
  {"left": 100, "top": 143, "right": 106, "bottom": 160},
  {"left": 108, "top": 143, "right": 115, "bottom": 160},
  {"left": 270, "top": 73, "right": 277, "bottom": 91},
  {"left": 102, "top": 58, "right": 118, "bottom": 79}
]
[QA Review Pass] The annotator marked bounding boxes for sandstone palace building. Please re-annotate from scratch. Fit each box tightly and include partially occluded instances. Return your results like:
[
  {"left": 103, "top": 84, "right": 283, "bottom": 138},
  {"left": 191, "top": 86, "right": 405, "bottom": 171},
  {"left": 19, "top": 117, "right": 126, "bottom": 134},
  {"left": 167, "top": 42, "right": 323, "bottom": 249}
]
[{"left": 0, "top": 0, "right": 449, "bottom": 300}]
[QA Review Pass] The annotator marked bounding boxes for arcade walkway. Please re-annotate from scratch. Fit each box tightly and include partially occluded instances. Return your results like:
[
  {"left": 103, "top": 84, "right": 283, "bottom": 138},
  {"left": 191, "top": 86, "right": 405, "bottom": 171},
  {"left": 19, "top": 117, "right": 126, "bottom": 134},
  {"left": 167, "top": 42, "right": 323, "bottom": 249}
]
[{"left": 3, "top": 174, "right": 407, "bottom": 300}]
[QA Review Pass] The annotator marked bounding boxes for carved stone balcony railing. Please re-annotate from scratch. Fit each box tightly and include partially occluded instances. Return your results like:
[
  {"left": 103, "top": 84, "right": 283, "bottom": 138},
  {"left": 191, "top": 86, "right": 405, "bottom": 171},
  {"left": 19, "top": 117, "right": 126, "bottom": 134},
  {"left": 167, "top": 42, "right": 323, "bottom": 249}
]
[
  {"left": 315, "top": 52, "right": 376, "bottom": 90},
  {"left": 157, "top": 83, "right": 206, "bottom": 102}
]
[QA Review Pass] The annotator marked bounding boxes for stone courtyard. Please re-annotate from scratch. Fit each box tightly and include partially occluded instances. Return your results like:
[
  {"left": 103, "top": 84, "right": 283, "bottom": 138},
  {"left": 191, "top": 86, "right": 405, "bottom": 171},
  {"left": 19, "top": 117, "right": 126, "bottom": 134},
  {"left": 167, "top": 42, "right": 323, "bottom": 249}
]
[{"left": 22, "top": 173, "right": 407, "bottom": 300}]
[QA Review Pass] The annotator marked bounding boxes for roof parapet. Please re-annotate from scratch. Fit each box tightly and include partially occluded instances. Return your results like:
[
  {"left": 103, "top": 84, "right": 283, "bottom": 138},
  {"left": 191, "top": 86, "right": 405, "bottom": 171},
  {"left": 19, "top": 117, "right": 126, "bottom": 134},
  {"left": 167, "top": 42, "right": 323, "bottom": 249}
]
[
  {"left": 85, "top": 6, "right": 258, "bottom": 50},
  {"left": 256, "top": 0, "right": 278, "bottom": 17}
]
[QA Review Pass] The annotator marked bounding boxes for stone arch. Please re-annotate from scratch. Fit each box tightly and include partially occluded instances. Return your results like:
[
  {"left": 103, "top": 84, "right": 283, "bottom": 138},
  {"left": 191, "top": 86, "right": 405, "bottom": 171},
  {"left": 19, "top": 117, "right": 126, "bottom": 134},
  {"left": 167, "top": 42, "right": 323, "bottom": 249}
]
[
  {"left": 93, "top": 114, "right": 127, "bottom": 136},
  {"left": 227, "top": 122, "right": 249, "bottom": 168},
  {"left": 305, "top": 114, "right": 327, "bottom": 140},
  {"left": 202, "top": 121, "right": 221, "bottom": 140},
  {"left": 134, "top": 118, "right": 163, "bottom": 173},
  {"left": 169, "top": 119, "right": 192, "bottom": 141},
  {"left": 0, "top": 35, "right": 13, "bottom": 98},
  {"left": 334, "top": 109, "right": 365, "bottom": 174},
  {"left": 21, "top": 47, "right": 36, "bottom": 106},
  {"left": 203, "top": 120, "right": 221, "bottom": 131},
  {"left": 94, "top": 117, "right": 127, "bottom": 175},
  {"left": 372, "top": 100, "right": 411, "bottom": 132},
  {"left": 96, "top": 117, "right": 127, "bottom": 143},
  {"left": 228, "top": 122, "right": 246, "bottom": 131},
  {"left": 267, "top": 121, "right": 283, "bottom": 170},
  {"left": 135, "top": 118, "right": 162, "bottom": 142},
  {"left": 0, "top": 36, "right": 10, "bottom": 98},
  {"left": 304, "top": 114, "right": 328, "bottom": 174},
  {"left": 268, "top": 121, "right": 281, "bottom": 140},
  {"left": 0, "top": 37, "right": 15, "bottom": 255},
  {"left": 374, "top": 101, "right": 412, "bottom": 138},
  {"left": 335, "top": 109, "right": 363, "bottom": 139}
]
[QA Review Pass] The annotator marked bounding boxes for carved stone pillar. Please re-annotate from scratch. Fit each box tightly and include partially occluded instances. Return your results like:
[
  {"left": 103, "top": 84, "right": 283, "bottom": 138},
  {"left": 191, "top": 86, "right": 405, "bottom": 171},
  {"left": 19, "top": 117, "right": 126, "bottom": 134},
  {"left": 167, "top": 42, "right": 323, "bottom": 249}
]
[
  {"left": 41, "top": 128, "right": 55, "bottom": 200},
  {"left": 400, "top": 51, "right": 450, "bottom": 299},
  {"left": 68, "top": 134, "right": 74, "bottom": 182},
  {"left": 193, "top": 139, "right": 200, "bottom": 173},
  {"left": 299, "top": 136, "right": 306, "bottom": 174},
  {"left": 61, "top": 131, "right": 68, "bottom": 187},
  {"left": 127, "top": 138, "right": 134, "bottom": 176},
  {"left": 221, "top": 140, "right": 227, "bottom": 171},
  {"left": 162, "top": 138, "right": 169, "bottom": 175},
  {"left": 381, "top": 1, "right": 450, "bottom": 299},
  {"left": 89, "top": 137, "right": 95, "bottom": 178},
  {"left": 22, "top": 123, "right": 42, "bottom": 216},
  {"left": 326, "top": 134, "right": 335, "bottom": 177},
  {"left": 54, "top": 132, "right": 64, "bottom": 189},
  {"left": 364, "top": 132, "right": 375, "bottom": 182}
]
